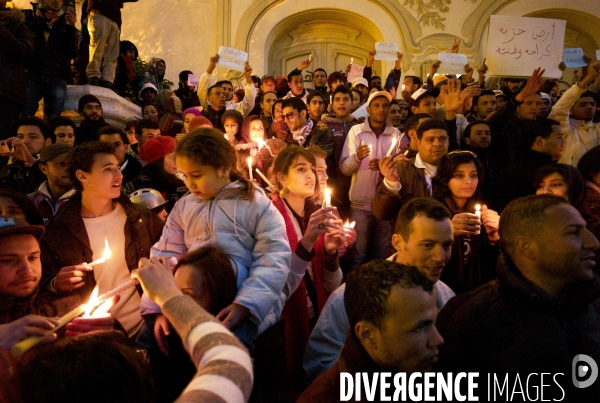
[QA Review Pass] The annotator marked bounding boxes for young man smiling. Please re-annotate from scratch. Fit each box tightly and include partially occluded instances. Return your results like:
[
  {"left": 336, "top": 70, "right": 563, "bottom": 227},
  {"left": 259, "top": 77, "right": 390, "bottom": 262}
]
[{"left": 41, "top": 141, "right": 163, "bottom": 338}]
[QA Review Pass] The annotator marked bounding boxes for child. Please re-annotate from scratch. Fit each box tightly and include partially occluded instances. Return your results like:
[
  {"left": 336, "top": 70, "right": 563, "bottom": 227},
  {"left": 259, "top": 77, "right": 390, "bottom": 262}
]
[{"left": 143, "top": 129, "right": 291, "bottom": 350}]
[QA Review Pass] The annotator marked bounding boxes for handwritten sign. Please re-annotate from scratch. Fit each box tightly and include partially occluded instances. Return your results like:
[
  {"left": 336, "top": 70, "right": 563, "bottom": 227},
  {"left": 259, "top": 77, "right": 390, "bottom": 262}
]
[
  {"left": 374, "top": 42, "right": 398, "bottom": 61},
  {"left": 347, "top": 64, "right": 364, "bottom": 83},
  {"left": 487, "top": 15, "right": 566, "bottom": 79},
  {"left": 437, "top": 53, "right": 468, "bottom": 75},
  {"left": 187, "top": 74, "right": 200, "bottom": 87},
  {"left": 562, "top": 48, "right": 585, "bottom": 68},
  {"left": 217, "top": 46, "right": 248, "bottom": 72}
]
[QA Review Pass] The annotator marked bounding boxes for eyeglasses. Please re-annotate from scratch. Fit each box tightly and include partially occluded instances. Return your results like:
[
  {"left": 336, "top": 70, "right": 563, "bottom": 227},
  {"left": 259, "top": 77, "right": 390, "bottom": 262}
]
[
  {"left": 447, "top": 150, "right": 477, "bottom": 158},
  {"left": 283, "top": 112, "right": 298, "bottom": 121}
]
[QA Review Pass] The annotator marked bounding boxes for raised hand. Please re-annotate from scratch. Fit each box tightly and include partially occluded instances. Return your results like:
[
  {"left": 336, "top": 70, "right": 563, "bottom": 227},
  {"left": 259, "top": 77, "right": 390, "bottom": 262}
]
[{"left": 515, "top": 67, "right": 547, "bottom": 102}]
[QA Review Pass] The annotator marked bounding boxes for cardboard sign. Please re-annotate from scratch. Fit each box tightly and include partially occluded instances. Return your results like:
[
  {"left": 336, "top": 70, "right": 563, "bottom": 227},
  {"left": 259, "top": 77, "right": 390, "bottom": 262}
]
[
  {"left": 217, "top": 46, "right": 248, "bottom": 72},
  {"left": 437, "top": 53, "right": 468, "bottom": 75},
  {"left": 374, "top": 42, "right": 398, "bottom": 61},
  {"left": 486, "top": 15, "right": 566, "bottom": 78},
  {"left": 347, "top": 64, "right": 365, "bottom": 83},
  {"left": 562, "top": 48, "right": 586, "bottom": 68},
  {"left": 187, "top": 74, "right": 200, "bottom": 87}
]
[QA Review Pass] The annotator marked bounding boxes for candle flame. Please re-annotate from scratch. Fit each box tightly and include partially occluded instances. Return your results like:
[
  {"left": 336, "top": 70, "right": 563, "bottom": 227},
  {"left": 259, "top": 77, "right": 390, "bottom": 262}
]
[
  {"left": 257, "top": 139, "right": 265, "bottom": 149},
  {"left": 402, "top": 84, "right": 405, "bottom": 91},
  {"left": 475, "top": 204, "right": 481, "bottom": 212},
  {"left": 102, "top": 239, "right": 111, "bottom": 261},
  {"left": 325, "top": 188, "right": 331, "bottom": 198},
  {"left": 83, "top": 286, "right": 100, "bottom": 317}
]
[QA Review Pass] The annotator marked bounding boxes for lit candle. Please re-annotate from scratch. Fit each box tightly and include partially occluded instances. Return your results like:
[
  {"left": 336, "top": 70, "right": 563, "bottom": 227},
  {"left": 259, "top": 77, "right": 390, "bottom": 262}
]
[
  {"left": 256, "top": 139, "right": 265, "bottom": 149},
  {"left": 402, "top": 84, "right": 405, "bottom": 91},
  {"left": 86, "top": 239, "right": 111, "bottom": 267},
  {"left": 350, "top": 57, "right": 354, "bottom": 64},
  {"left": 247, "top": 157, "right": 253, "bottom": 181},
  {"left": 385, "top": 137, "right": 397, "bottom": 157},
  {"left": 475, "top": 204, "right": 481, "bottom": 235},
  {"left": 255, "top": 168, "right": 276, "bottom": 190},
  {"left": 323, "top": 188, "right": 331, "bottom": 208},
  {"left": 344, "top": 220, "right": 356, "bottom": 229},
  {"left": 330, "top": 94, "right": 332, "bottom": 104},
  {"left": 224, "top": 134, "right": 229, "bottom": 140}
]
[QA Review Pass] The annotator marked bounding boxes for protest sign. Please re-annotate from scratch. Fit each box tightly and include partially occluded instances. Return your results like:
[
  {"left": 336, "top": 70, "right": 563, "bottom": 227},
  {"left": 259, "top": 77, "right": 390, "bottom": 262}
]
[
  {"left": 562, "top": 48, "right": 586, "bottom": 68},
  {"left": 437, "top": 53, "right": 468, "bottom": 75},
  {"left": 374, "top": 42, "right": 398, "bottom": 61},
  {"left": 187, "top": 74, "right": 200, "bottom": 87},
  {"left": 347, "top": 64, "right": 365, "bottom": 83},
  {"left": 486, "top": 15, "right": 566, "bottom": 78},
  {"left": 217, "top": 46, "right": 248, "bottom": 72}
]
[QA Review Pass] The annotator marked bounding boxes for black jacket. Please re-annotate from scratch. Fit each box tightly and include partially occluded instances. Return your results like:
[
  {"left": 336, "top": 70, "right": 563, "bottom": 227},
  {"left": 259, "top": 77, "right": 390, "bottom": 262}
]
[
  {"left": 437, "top": 254, "right": 600, "bottom": 401},
  {"left": 40, "top": 192, "right": 164, "bottom": 300},
  {"left": 75, "top": 117, "right": 107, "bottom": 144},
  {"left": 0, "top": 7, "right": 34, "bottom": 105},
  {"left": 23, "top": 6, "right": 77, "bottom": 81}
]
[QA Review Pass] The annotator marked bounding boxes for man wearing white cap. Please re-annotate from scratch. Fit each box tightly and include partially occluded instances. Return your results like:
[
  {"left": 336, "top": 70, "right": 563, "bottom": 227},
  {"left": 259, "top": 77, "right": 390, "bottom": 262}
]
[
  {"left": 538, "top": 92, "right": 552, "bottom": 118},
  {"left": 351, "top": 77, "right": 369, "bottom": 105},
  {"left": 340, "top": 91, "right": 400, "bottom": 269}
]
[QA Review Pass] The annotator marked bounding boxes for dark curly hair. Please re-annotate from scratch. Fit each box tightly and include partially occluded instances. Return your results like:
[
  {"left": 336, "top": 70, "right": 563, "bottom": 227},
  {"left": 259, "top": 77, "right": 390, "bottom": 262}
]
[
  {"left": 67, "top": 141, "right": 116, "bottom": 191},
  {"left": 345, "top": 259, "right": 434, "bottom": 329}
]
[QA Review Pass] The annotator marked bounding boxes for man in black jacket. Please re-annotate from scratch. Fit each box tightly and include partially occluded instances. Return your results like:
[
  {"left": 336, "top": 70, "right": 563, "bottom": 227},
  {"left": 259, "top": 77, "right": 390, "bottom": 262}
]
[
  {"left": 75, "top": 94, "right": 106, "bottom": 144},
  {"left": 23, "top": 0, "right": 77, "bottom": 121},
  {"left": 437, "top": 195, "right": 600, "bottom": 401}
]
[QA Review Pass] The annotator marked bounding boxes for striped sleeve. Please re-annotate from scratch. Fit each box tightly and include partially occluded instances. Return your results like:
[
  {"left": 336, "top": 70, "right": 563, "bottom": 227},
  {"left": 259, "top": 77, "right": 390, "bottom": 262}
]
[{"left": 163, "top": 295, "right": 253, "bottom": 403}]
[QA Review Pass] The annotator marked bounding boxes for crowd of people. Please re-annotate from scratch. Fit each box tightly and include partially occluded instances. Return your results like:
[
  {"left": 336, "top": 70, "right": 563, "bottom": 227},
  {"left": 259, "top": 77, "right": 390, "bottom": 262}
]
[{"left": 1, "top": 0, "right": 600, "bottom": 401}]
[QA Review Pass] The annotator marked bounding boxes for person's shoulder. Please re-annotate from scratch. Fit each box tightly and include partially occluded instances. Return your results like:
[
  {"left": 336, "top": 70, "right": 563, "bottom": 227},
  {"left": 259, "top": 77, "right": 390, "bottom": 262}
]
[
  {"left": 437, "top": 280, "right": 500, "bottom": 328},
  {"left": 297, "top": 360, "right": 341, "bottom": 403}
]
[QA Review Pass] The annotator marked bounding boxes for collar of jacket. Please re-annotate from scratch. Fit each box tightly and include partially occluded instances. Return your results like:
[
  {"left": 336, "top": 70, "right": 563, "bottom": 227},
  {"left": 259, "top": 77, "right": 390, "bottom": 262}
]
[
  {"left": 339, "top": 329, "right": 387, "bottom": 375},
  {"left": 496, "top": 253, "right": 600, "bottom": 311}
]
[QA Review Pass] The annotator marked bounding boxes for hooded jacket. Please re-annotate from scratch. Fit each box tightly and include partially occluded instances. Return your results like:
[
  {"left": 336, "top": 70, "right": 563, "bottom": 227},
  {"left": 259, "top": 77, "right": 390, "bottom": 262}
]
[
  {"left": 0, "top": 6, "right": 35, "bottom": 105},
  {"left": 149, "top": 181, "right": 291, "bottom": 328}
]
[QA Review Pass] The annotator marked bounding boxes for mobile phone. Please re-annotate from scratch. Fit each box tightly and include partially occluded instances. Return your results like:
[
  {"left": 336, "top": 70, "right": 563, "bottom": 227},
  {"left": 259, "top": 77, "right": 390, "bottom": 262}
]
[{"left": 0, "top": 140, "right": 10, "bottom": 154}]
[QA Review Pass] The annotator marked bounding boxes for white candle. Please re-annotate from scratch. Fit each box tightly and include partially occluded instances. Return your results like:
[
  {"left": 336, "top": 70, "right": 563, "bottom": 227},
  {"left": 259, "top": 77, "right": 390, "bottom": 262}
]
[
  {"left": 350, "top": 57, "right": 354, "bottom": 64},
  {"left": 255, "top": 168, "right": 276, "bottom": 190},
  {"left": 96, "top": 279, "right": 136, "bottom": 305},
  {"left": 86, "top": 239, "right": 111, "bottom": 267},
  {"left": 247, "top": 157, "right": 253, "bottom": 181},
  {"left": 308, "top": 54, "right": 312, "bottom": 62},
  {"left": 323, "top": 188, "right": 331, "bottom": 208},
  {"left": 475, "top": 204, "right": 481, "bottom": 235},
  {"left": 385, "top": 137, "right": 397, "bottom": 157},
  {"left": 330, "top": 95, "right": 332, "bottom": 104}
]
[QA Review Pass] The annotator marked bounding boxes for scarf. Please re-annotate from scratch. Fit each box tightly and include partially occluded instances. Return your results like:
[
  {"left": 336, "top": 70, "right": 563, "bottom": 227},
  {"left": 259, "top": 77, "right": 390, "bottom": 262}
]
[
  {"left": 36, "top": 6, "right": 63, "bottom": 29},
  {"left": 291, "top": 119, "right": 313, "bottom": 147}
]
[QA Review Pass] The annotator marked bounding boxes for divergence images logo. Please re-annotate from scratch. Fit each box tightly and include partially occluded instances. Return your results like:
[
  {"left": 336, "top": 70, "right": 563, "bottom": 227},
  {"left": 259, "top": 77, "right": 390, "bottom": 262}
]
[{"left": 572, "top": 354, "right": 598, "bottom": 389}]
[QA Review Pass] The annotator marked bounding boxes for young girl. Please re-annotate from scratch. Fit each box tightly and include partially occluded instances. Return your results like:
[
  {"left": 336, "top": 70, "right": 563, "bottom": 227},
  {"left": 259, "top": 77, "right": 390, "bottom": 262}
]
[
  {"left": 145, "top": 129, "right": 291, "bottom": 350},
  {"left": 142, "top": 103, "right": 160, "bottom": 124},
  {"left": 432, "top": 151, "right": 500, "bottom": 294},
  {"left": 255, "top": 145, "right": 344, "bottom": 399},
  {"left": 221, "top": 109, "right": 243, "bottom": 148}
]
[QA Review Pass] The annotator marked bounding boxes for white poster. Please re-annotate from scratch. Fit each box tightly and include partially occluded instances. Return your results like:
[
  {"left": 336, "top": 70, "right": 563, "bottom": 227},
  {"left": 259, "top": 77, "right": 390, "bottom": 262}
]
[
  {"left": 562, "top": 48, "right": 586, "bottom": 68},
  {"left": 437, "top": 53, "right": 468, "bottom": 75},
  {"left": 486, "top": 15, "right": 566, "bottom": 78},
  {"left": 187, "top": 74, "right": 200, "bottom": 87},
  {"left": 374, "top": 42, "right": 398, "bottom": 61},
  {"left": 347, "top": 64, "right": 364, "bottom": 83},
  {"left": 217, "top": 46, "right": 248, "bottom": 72}
]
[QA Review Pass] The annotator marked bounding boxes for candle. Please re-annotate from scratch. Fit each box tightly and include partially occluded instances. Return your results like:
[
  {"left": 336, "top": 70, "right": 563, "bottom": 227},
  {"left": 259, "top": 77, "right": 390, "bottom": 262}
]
[
  {"left": 255, "top": 168, "right": 276, "bottom": 190},
  {"left": 350, "top": 57, "right": 354, "bottom": 64},
  {"left": 475, "top": 204, "right": 481, "bottom": 235},
  {"left": 247, "top": 157, "right": 253, "bottom": 181},
  {"left": 224, "top": 134, "right": 229, "bottom": 140},
  {"left": 323, "top": 188, "right": 331, "bottom": 208},
  {"left": 96, "top": 279, "right": 136, "bottom": 306},
  {"left": 308, "top": 54, "right": 312, "bottom": 62},
  {"left": 86, "top": 239, "right": 111, "bottom": 267},
  {"left": 385, "top": 137, "right": 397, "bottom": 157},
  {"left": 256, "top": 139, "right": 265, "bottom": 149},
  {"left": 330, "top": 94, "right": 332, "bottom": 104}
]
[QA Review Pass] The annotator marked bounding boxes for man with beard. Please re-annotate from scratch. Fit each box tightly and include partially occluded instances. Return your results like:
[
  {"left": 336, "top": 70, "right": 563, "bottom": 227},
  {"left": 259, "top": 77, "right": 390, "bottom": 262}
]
[
  {"left": 75, "top": 94, "right": 106, "bottom": 144},
  {"left": 174, "top": 70, "right": 201, "bottom": 111},
  {"left": 27, "top": 143, "right": 75, "bottom": 221},
  {"left": 549, "top": 61, "right": 600, "bottom": 167}
]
